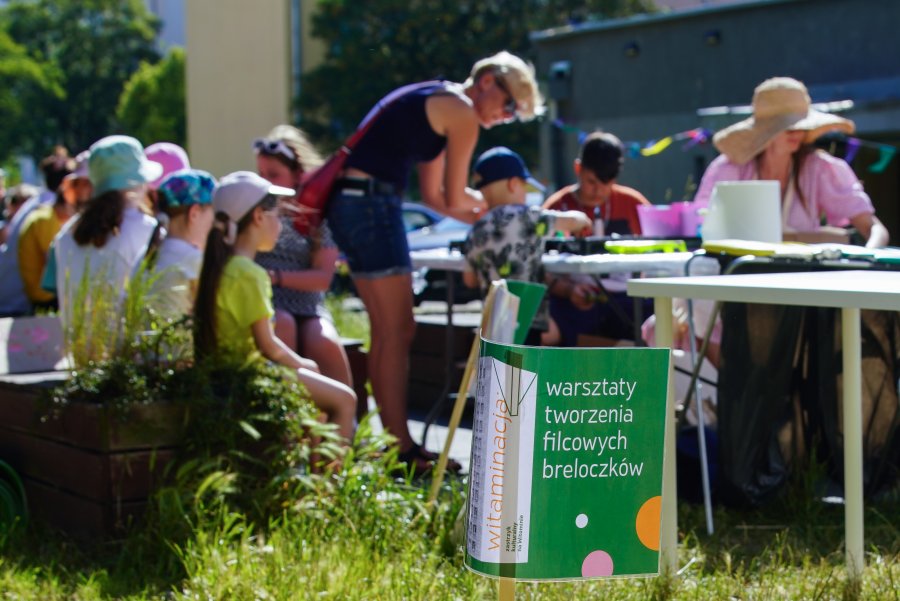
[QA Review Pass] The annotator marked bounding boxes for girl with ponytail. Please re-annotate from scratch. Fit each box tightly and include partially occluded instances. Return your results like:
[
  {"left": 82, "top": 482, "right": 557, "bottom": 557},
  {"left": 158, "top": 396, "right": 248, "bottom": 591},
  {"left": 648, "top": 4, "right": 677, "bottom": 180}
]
[{"left": 194, "top": 171, "right": 355, "bottom": 440}]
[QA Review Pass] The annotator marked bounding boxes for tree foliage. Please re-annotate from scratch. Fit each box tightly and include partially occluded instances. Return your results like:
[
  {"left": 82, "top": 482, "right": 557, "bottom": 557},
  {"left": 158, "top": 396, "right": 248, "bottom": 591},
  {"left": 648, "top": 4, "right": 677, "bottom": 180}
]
[
  {"left": 0, "top": 29, "right": 63, "bottom": 166},
  {"left": 0, "top": 0, "right": 160, "bottom": 158},
  {"left": 117, "top": 47, "right": 186, "bottom": 148},
  {"left": 297, "top": 0, "right": 656, "bottom": 165}
]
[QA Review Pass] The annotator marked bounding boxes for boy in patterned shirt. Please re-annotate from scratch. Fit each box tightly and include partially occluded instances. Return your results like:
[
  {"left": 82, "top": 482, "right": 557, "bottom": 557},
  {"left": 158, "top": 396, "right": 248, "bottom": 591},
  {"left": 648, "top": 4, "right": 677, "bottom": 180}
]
[{"left": 462, "top": 147, "right": 590, "bottom": 345}]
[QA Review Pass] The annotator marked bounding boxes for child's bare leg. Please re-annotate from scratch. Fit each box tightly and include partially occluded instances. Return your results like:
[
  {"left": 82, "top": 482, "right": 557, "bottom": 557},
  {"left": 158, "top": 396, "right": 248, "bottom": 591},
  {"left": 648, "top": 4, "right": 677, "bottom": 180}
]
[
  {"left": 541, "top": 317, "right": 562, "bottom": 346},
  {"left": 297, "top": 367, "right": 356, "bottom": 440},
  {"left": 274, "top": 309, "right": 298, "bottom": 351},
  {"left": 297, "top": 316, "right": 353, "bottom": 387}
]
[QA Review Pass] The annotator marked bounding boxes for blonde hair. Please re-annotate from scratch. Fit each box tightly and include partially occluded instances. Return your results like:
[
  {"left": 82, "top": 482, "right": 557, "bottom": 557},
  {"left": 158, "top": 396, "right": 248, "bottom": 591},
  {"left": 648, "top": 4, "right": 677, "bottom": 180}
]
[
  {"left": 265, "top": 124, "right": 324, "bottom": 173},
  {"left": 465, "top": 51, "right": 545, "bottom": 121},
  {"left": 480, "top": 178, "right": 525, "bottom": 208}
]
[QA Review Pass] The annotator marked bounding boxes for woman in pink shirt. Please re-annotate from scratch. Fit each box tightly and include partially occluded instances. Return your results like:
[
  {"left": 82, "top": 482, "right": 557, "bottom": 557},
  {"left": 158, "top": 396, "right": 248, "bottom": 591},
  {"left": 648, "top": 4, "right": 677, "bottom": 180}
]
[{"left": 695, "top": 77, "right": 889, "bottom": 247}]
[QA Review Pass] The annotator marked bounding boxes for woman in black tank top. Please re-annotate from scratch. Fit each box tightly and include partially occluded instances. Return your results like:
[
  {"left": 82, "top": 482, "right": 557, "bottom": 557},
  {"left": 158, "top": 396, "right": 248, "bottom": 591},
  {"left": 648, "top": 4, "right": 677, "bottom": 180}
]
[{"left": 327, "top": 51, "right": 544, "bottom": 476}]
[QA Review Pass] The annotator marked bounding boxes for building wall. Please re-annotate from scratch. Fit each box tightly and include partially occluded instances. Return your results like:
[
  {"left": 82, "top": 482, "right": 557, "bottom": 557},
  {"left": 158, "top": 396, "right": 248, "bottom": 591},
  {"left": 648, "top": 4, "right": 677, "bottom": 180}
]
[
  {"left": 185, "top": 0, "right": 291, "bottom": 176},
  {"left": 533, "top": 0, "right": 900, "bottom": 232}
]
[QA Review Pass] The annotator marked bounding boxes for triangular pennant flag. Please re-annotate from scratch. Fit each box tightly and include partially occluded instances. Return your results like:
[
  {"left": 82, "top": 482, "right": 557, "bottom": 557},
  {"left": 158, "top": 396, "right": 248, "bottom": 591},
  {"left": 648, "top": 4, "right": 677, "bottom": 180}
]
[{"left": 640, "top": 136, "right": 673, "bottom": 156}]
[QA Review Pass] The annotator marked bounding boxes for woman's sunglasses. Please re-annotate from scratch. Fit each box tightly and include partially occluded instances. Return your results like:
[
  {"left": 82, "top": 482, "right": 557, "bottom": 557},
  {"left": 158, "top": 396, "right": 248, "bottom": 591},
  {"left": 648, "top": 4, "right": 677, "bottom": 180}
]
[
  {"left": 252, "top": 138, "right": 296, "bottom": 162},
  {"left": 494, "top": 76, "right": 519, "bottom": 117}
]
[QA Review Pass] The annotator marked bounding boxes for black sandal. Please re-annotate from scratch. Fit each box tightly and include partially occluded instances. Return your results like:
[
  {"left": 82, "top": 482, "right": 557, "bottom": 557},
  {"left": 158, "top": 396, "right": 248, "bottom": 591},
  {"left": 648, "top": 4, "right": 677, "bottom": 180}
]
[{"left": 397, "top": 443, "right": 462, "bottom": 477}]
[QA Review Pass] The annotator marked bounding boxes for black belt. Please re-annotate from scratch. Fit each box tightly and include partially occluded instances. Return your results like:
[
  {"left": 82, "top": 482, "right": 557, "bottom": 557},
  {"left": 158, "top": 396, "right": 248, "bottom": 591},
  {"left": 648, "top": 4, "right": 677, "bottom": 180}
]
[{"left": 335, "top": 177, "right": 396, "bottom": 196}]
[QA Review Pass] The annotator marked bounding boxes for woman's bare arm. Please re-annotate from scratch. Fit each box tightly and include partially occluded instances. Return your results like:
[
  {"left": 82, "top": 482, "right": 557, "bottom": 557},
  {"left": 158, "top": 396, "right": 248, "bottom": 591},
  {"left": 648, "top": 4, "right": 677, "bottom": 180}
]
[
  {"left": 850, "top": 212, "right": 890, "bottom": 248},
  {"left": 418, "top": 94, "right": 485, "bottom": 223},
  {"left": 548, "top": 210, "right": 592, "bottom": 235},
  {"left": 277, "top": 245, "right": 339, "bottom": 291}
]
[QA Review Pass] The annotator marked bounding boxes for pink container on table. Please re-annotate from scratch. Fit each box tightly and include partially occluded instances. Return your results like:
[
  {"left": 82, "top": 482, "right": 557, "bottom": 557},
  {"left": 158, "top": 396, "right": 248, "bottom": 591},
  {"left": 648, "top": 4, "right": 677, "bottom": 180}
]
[
  {"left": 637, "top": 204, "right": 683, "bottom": 237},
  {"left": 678, "top": 201, "right": 705, "bottom": 237}
]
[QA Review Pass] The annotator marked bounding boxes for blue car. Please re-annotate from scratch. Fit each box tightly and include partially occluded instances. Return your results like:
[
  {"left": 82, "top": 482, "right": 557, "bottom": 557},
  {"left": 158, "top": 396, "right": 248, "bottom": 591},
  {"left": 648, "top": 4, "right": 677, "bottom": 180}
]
[
  {"left": 401, "top": 201, "right": 444, "bottom": 234},
  {"left": 403, "top": 204, "right": 477, "bottom": 305}
]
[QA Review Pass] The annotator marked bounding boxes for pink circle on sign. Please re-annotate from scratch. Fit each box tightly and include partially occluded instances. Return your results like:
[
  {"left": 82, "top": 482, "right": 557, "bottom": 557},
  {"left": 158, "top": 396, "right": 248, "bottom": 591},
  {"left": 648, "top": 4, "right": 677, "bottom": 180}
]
[{"left": 581, "top": 550, "right": 614, "bottom": 578}]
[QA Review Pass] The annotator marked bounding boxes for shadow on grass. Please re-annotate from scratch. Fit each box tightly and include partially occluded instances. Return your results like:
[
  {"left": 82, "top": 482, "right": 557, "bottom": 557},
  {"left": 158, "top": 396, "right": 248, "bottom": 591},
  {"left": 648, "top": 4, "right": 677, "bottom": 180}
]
[{"left": 0, "top": 518, "right": 182, "bottom": 599}]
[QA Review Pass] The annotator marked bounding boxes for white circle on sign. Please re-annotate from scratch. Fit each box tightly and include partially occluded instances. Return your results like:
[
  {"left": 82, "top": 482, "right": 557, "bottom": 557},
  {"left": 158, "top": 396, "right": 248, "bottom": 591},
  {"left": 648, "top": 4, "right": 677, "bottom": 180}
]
[{"left": 576, "top": 514, "right": 589, "bottom": 528}]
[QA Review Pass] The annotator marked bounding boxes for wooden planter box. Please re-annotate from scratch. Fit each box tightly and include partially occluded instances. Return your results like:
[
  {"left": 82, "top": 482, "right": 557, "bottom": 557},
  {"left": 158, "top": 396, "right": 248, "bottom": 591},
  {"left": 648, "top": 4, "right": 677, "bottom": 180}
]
[{"left": 0, "top": 373, "right": 185, "bottom": 538}]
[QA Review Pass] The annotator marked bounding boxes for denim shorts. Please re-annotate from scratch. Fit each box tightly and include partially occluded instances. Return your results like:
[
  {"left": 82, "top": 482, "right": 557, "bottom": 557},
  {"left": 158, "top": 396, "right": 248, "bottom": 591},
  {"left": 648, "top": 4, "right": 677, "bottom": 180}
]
[{"left": 326, "top": 188, "right": 412, "bottom": 278}]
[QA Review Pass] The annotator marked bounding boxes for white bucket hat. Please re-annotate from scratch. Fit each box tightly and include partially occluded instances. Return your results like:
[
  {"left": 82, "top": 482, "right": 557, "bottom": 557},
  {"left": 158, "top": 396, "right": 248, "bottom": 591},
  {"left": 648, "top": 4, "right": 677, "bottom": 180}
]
[{"left": 713, "top": 77, "right": 855, "bottom": 165}]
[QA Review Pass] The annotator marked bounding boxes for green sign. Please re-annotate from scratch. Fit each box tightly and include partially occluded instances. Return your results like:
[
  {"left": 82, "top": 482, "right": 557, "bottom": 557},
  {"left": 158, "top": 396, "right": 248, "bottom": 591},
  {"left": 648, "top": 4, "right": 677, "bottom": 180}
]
[{"left": 465, "top": 339, "right": 669, "bottom": 581}]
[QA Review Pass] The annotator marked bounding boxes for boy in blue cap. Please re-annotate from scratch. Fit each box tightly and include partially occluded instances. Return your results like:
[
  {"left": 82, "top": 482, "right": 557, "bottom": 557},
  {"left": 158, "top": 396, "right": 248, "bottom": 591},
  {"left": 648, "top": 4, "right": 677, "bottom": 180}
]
[{"left": 462, "top": 147, "right": 590, "bottom": 345}]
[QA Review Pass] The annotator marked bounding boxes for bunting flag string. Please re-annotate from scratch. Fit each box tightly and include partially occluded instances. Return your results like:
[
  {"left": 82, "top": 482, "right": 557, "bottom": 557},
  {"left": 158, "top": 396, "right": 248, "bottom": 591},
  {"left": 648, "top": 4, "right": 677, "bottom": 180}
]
[
  {"left": 844, "top": 137, "right": 862, "bottom": 164},
  {"left": 868, "top": 146, "right": 896, "bottom": 174},
  {"left": 640, "top": 137, "right": 673, "bottom": 156},
  {"left": 551, "top": 120, "right": 898, "bottom": 173}
]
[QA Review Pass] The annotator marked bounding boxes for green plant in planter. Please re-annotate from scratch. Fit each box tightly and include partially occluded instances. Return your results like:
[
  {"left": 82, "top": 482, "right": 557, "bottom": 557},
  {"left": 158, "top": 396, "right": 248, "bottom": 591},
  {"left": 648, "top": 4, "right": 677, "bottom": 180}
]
[
  {"left": 50, "top": 254, "right": 432, "bottom": 546},
  {"left": 63, "top": 257, "right": 191, "bottom": 369},
  {"left": 49, "top": 255, "right": 198, "bottom": 409},
  {"left": 147, "top": 357, "right": 417, "bottom": 549}
]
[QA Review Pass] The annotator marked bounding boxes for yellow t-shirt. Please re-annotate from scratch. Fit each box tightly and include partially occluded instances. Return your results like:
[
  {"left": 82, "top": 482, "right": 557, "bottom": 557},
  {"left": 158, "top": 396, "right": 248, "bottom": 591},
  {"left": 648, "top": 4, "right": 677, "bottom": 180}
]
[
  {"left": 216, "top": 255, "right": 274, "bottom": 359},
  {"left": 17, "top": 204, "right": 64, "bottom": 304}
]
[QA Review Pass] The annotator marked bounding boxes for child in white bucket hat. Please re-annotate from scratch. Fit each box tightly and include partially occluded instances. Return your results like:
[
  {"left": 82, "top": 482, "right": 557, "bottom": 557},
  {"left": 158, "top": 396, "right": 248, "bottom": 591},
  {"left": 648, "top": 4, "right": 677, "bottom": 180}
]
[{"left": 194, "top": 171, "right": 356, "bottom": 441}]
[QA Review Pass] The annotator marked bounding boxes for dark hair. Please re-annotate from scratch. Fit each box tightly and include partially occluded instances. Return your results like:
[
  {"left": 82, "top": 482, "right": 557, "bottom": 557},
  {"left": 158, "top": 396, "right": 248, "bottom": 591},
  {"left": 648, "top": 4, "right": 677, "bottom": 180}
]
[
  {"left": 72, "top": 190, "right": 127, "bottom": 247},
  {"left": 161, "top": 204, "right": 191, "bottom": 219},
  {"left": 580, "top": 131, "right": 625, "bottom": 183},
  {"left": 3, "top": 183, "right": 38, "bottom": 216},
  {"left": 791, "top": 145, "right": 816, "bottom": 211},
  {"left": 194, "top": 203, "right": 268, "bottom": 359},
  {"left": 753, "top": 144, "right": 816, "bottom": 211},
  {"left": 39, "top": 153, "right": 75, "bottom": 193}
]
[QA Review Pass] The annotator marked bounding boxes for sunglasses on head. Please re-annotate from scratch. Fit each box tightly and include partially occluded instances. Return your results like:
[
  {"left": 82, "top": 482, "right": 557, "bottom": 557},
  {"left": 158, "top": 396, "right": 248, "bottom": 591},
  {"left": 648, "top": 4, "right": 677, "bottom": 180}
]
[
  {"left": 252, "top": 138, "right": 296, "bottom": 162},
  {"left": 494, "top": 76, "right": 519, "bottom": 117}
]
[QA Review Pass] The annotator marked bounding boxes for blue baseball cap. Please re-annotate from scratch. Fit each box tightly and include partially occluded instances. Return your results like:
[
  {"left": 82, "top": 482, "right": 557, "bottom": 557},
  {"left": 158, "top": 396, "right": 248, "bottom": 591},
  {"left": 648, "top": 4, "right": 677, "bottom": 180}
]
[
  {"left": 88, "top": 135, "right": 163, "bottom": 195},
  {"left": 472, "top": 146, "right": 545, "bottom": 192},
  {"left": 157, "top": 169, "right": 217, "bottom": 210}
]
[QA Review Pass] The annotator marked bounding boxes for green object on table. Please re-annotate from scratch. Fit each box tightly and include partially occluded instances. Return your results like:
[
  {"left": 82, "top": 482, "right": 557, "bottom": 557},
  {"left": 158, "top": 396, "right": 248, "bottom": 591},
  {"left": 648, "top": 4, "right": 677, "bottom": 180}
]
[
  {"left": 505, "top": 280, "right": 547, "bottom": 345},
  {"left": 605, "top": 239, "right": 687, "bottom": 254}
]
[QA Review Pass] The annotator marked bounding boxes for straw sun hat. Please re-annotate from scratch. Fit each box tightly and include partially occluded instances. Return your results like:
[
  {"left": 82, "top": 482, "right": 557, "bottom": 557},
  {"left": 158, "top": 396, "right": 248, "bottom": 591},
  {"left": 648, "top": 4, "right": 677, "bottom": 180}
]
[{"left": 712, "top": 77, "right": 855, "bottom": 165}]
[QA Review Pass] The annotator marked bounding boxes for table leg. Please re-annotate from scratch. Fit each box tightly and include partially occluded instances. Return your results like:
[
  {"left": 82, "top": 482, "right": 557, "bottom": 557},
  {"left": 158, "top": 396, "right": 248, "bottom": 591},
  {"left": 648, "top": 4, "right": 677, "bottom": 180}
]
[
  {"left": 592, "top": 276, "right": 635, "bottom": 337},
  {"left": 654, "top": 296, "right": 677, "bottom": 575},
  {"left": 632, "top": 272, "right": 643, "bottom": 344},
  {"left": 841, "top": 307, "right": 864, "bottom": 579}
]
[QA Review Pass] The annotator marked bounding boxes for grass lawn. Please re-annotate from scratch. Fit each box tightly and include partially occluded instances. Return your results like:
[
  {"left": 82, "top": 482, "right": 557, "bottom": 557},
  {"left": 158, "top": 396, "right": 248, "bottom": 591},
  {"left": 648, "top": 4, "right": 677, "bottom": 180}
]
[
  {"left": 3, "top": 295, "right": 897, "bottom": 599},
  {"left": 1, "top": 468, "right": 898, "bottom": 600}
]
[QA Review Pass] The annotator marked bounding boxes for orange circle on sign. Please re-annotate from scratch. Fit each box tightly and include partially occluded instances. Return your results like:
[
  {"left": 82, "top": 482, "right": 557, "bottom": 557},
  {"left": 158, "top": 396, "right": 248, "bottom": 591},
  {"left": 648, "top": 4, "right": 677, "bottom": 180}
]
[{"left": 635, "top": 496, "right": 661, "bottom": 551}]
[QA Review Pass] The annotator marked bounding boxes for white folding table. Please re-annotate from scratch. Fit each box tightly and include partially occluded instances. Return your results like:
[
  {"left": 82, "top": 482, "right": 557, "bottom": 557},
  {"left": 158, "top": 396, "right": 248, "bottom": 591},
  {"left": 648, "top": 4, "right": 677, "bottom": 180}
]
[
  {"left": 542, "top": 251, "right": 716, "bottom": 277},
  {"left": 543, "top": 251, "right": 719, "bottom": 342},
  {"left": 628, "top": 269, "right": 900, "bottom": 579}
]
